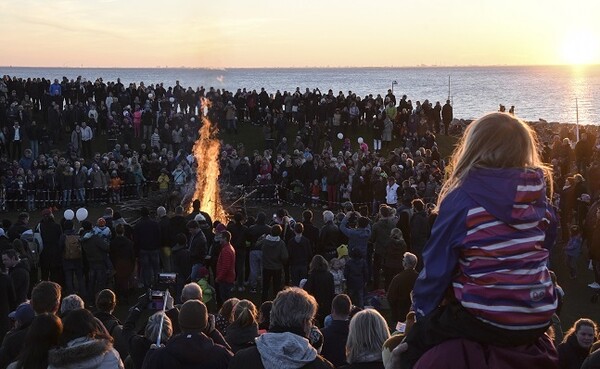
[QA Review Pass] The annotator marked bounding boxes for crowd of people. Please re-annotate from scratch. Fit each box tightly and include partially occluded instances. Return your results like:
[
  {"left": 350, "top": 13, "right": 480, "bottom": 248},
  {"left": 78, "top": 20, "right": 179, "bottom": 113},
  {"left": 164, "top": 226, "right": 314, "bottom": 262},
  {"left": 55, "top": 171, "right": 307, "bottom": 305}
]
[{"left": 1, "top": 75, "right": 600, "bottom": 368}]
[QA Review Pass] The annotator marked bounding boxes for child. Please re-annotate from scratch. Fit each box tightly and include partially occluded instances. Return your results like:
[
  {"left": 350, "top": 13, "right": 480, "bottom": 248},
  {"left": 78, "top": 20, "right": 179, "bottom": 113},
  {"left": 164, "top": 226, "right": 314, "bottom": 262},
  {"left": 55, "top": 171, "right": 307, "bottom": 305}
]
[
  {"left": 310, "top": 179, "right": 320, "bottom": 207},
  {"left": 108, "top": 171, "right": 123, "bottom": 204},
  {"left": 344, "top": 247, "right": 368, "bottom": 308},
  {"left": 329, "top": 257, "right": 345, "bottom": 295},
  {"left": 400, "top": 113, "right": 558, "bottom": 368},
  {"left": 565, "top": 225, "right": 582, "bottom": 279},
  {"left": 157, "top": 169, "right": 170, "bottom": 192},
  {"left": 196, "top": 266, "right": 216, "bottom": 311}
]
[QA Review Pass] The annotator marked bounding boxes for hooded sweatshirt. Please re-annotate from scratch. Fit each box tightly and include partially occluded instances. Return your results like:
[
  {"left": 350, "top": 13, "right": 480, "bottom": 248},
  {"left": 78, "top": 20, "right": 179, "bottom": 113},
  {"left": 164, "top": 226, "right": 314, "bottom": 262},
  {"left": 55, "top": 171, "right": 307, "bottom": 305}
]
[
  {"left": 256, "top": 332, "right": 317, "bottom": 369},
  {"left": 412, "top": 168, "right": 557, "bottom": 331}
]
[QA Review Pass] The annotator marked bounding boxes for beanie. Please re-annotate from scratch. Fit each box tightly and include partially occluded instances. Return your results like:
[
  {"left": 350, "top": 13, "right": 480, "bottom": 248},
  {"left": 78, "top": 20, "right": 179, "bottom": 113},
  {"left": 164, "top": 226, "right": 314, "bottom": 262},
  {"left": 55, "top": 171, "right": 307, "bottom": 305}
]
[{"left": 178, "top": 300, "right": 208, "bottom": 333}]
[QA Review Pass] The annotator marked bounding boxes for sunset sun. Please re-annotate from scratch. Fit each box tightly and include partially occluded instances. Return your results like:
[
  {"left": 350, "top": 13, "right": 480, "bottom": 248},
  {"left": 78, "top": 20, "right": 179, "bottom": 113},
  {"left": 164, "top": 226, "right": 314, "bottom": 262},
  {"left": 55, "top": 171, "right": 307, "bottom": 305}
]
[{"left": 561, "top": 30, "right": 599, "bottom": 65}]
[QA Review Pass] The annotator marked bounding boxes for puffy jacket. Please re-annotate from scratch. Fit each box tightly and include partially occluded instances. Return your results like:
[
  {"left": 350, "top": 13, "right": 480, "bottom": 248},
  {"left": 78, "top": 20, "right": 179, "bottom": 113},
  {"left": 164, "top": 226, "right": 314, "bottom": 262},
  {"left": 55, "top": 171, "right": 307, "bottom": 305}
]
[{"left": 47, "top": 337, "right": 123, "bottom": 369}]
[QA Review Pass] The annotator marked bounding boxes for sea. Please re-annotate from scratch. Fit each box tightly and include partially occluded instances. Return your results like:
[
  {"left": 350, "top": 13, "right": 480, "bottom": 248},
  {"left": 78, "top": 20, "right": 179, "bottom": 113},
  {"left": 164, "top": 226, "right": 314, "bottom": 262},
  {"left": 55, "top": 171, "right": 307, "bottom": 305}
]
[{"left": 2, "top": 65, "right": 599, "bottom": 125}]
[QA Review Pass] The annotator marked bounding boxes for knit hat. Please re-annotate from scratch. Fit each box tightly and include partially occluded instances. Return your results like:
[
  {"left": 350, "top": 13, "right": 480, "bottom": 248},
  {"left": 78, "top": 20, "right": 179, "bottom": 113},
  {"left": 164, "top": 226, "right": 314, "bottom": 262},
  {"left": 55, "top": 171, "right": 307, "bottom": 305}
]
[
  {"left": 97, "top": 218, "right": 106, "bottom": 227},
  {"left": 215, "top": 223, "right": 227, "bottom": 233},
  {"left": 178, "top": 300, "right": 208, "bottom": 333}
]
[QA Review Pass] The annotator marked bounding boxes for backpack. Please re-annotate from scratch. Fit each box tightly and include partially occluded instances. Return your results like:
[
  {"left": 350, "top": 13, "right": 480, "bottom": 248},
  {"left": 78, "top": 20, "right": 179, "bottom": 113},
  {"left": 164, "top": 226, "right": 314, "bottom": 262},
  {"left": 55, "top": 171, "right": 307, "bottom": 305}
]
[
  {"left": 21, "top": 231, "right": 41, "bottom": 269},
  {"left": 64, "top": 234, "right": 82, "bottom": 260}
]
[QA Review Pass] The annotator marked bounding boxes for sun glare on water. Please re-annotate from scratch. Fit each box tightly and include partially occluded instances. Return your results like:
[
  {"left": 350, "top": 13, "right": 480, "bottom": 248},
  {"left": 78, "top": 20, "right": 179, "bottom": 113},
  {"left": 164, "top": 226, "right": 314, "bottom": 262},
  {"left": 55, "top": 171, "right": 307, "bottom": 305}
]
[{"left": 561, "top": 29, "right": 599, "bottom": 65}]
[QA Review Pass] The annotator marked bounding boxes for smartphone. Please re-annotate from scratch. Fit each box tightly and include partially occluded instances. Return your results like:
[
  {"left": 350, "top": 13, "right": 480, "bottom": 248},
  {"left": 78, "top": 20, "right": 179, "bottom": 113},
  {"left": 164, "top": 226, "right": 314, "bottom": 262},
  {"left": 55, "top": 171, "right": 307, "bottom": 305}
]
[{"left": 147, "top": 290, "right": 166, "bottom": 310}]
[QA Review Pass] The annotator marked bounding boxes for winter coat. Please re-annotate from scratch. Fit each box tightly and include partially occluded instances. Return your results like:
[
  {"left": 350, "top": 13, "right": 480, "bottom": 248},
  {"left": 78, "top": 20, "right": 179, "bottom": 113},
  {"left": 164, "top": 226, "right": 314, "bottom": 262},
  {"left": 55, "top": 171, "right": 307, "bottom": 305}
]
[
  {"left": 8, "top": 259, "right": 30, "bottom": 304},
  {"left": 344, "top": 257, "right": 368, "bottom": 291},
  {"left": 133, "top": 216, "right": 161, "bottom": 252},
  {"left": 287, "top": 236, "right": 313, "bottom": 266},
  {"left": 318, "top": 221, "right": 341, "bottom": 257},
  {"left": 339, "top": 217, "right": 371, "bottom": 258},
  {"left": 304, "top": 270, "right": 335, "bottom": 323},
  {"left": 412, "top": 335, "right": 558, "bottom": 369},
  {"left": 225, "top": 322, "right": 259, "bottom": 353},
  {"left": 0, "top": 274, "right": 16, "bottom": 344},
  {"left": 172, "top": 243, "right": 191, "bottom": 284},
  {"left": 81, "top": 232, "right": 109, "bottom": 267},
  {"left": 412, "top": 168, "right": 557, "bottom": 330},
  {"left": 39, "top": 219, "right": 63, "bottom": 268},
  {"left": 141, "top": 332, "right": 232, "bottom": 369},
  {"left": 321, "top": 319, "right": 350, "bottom": 367},
  {"left": 384, "top": 238, "right": 406, "bottom": 270},
  {"left": 387, "top": 269, "right": 418, "bottom": 323},
  {"left": 228, "top": 331, "right": 334, "bottom": 369},
  {"left": 558, "top": 335, "right": 591, "bottom": 369},
  {"left": 47, "top": 337, "right": 123, "bottom": 369},
  {"left": 259, "top": 235, "right": 288, "bottom": 270},
  {"left": 371, "top": 218, "right": 396, "bottom": 256},
  {"left": 94, "top": 311, "right": 128, "bottom": 359}
]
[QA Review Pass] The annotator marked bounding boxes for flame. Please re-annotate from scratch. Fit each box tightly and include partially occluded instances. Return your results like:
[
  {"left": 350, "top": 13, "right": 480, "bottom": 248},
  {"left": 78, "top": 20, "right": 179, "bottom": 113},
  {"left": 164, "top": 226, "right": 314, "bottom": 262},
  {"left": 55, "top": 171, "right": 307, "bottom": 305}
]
[{"left": 189, "top": 98, "right": 227, "bottom": 222}]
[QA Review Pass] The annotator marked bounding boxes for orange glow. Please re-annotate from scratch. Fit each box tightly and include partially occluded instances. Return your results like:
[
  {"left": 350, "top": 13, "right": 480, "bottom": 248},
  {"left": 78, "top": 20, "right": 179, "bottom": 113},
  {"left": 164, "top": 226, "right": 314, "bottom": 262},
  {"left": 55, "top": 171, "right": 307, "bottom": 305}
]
[{"left": 189, "top": 98, "right": 227, "bottom": 222}]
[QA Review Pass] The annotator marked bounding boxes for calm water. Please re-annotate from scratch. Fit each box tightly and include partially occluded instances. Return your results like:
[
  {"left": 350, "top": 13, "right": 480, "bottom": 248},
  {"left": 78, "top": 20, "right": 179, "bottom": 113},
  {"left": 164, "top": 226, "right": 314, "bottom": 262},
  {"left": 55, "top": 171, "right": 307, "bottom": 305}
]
[{"left": 2, "top": 66, "right": 599, "bottom": 124}]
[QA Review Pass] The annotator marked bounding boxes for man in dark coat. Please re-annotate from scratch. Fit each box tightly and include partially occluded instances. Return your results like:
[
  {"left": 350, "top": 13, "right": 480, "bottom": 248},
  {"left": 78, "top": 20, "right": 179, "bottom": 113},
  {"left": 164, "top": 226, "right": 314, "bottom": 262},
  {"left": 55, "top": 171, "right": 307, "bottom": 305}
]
[
  {"left": 2, "top": 249, "right": 30, "bottom": 304},
  {"left": 38, "top": 209, "right": 63, "bottom": 285},
  {"left": 300, "top": 210, "right": 320, "bottom": 255},
  {"left": 321, "top": 294, "right": 351, "bottom": 368},
  {"left": 142, "top": 300, "right": 232, "bottom": 369},
  {"left": 318, "top": 210, "right": 341, "bottom": 261},
  {"left": 441, "top": 100, "right": 453, "bottom": 135},
  {"left": 133, "top": 207, "right": 161, "bottom": 288}
]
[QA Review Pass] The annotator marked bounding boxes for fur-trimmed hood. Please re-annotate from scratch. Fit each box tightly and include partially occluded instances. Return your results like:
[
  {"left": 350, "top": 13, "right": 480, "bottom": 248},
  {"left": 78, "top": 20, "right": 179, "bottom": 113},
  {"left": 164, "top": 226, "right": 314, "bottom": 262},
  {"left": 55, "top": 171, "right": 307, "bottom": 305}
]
[{"left": 48, "top": 337, "right": 123, "bottom": 369}]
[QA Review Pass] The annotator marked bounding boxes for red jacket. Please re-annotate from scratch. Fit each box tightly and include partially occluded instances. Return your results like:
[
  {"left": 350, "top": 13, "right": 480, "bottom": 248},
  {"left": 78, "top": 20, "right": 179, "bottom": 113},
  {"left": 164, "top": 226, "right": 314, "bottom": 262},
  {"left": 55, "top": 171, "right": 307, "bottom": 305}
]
[{"left": 216, "top": 243, "right": 236, "bottom": 284}]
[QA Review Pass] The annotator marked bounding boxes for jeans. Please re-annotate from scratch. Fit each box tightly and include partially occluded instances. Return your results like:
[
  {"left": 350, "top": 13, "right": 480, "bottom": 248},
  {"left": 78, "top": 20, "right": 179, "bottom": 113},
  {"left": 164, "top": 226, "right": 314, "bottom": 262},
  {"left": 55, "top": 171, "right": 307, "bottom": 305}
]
[
  {"left": 30, "top": 140, "right": 39, "bottom": 158},
  {"left": 139, "top": 250, "right": 160, "bottom": 288},
  {"left": 74, "top": 188, "right": 85, "bottom": 205},
  {"left": 235, "top": 248, "right": 246, "bottom": 287},
  {"left": 62, "top": 189, "right": 72, "bottom": 207},
  {"left": 217, "top": 282, "right": 234, "bottom": 306},
  {"left": 87, "top": 266, "right": 107, "bottom": 301},
  {"left": 262, "top": 268, "right": 282, "bottom": 302},
  {"left": 348, "top": 287, "right": 364, "bottom": 308},
  {"left": 63, "top": 265, "right": 86, "bottom": 296},
  {"left": 248, "top": 250, "right": 262, "bottom": 288}
]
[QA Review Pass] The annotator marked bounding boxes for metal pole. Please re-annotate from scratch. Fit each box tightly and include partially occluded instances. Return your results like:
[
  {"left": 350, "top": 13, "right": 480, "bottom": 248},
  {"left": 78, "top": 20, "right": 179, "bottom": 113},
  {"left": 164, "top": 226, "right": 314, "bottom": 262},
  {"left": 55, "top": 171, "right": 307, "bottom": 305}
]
[
  {"left": 156, "top": 289, "right": 170, "bottom": 347},
  {"left": 576, "top": 97, "right": 580, "bottom": 142}
]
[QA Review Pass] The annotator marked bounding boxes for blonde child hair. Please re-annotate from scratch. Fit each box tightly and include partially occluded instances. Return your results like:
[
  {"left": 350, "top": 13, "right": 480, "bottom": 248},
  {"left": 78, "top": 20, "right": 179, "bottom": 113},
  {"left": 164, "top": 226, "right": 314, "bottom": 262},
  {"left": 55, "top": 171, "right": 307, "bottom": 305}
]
[{"left": 438, "top": 112, "right": 552, "bottom": 210}]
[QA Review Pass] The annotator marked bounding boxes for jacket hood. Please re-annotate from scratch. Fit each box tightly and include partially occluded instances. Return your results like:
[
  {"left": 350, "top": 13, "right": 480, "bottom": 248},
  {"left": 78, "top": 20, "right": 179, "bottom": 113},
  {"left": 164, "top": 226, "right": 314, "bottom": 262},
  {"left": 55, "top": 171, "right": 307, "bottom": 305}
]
[
  {"left": 256, "top": 332, "right": 317, "bottom": 369},
  {"left": 48, "top": 337, "right": 115, "bottom": 368},
  {"left": 461, "top": 167, "right": 548, "bottom": 225}
]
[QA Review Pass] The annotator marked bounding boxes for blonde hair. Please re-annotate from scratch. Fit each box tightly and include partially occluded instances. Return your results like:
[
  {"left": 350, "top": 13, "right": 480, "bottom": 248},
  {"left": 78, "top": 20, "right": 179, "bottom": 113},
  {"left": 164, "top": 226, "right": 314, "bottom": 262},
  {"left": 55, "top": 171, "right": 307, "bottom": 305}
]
[
  {"left": 218, "top": 298, "right": 240, "bottom": 322},
  {"left": 437, "top": 112, "right": 552, "bottom": 209},
  {"left": 145, "top": 312, "right": 173, "bottom": 343},
  {"left": 232, "top": 299, "right": 258, "bottom": 328},
  {"left": 346, "top": 309, "right": 390, "bottom": 364}
]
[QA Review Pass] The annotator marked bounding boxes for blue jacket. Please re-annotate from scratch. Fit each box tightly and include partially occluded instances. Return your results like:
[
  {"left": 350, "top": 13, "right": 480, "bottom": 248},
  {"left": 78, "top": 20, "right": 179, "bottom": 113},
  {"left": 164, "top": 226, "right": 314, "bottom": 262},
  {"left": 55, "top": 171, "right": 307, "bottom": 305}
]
[
  {"left": 339, "top": 215, "right": 371, "bottom": 257},
  {"left": 412, "top": 167, "right": 557, "bottom": 330}
]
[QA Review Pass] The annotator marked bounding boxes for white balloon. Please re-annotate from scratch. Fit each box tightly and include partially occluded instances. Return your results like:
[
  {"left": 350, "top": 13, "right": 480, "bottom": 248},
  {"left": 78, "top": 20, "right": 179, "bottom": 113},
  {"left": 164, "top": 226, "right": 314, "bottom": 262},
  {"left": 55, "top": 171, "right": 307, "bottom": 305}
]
[
  {"left": 148, "top": 93, "right": 154, "bottom": 99},
  {"left": 337, "top": 133, "right": 343, "bottom": 140},
  {"left": 357, "top": 137, "right": 364, "bottom": 144},
  {"left": 169, "top": 97, "right": 175, "bottom": 103},
  {"left": 75, "top": 208, "right": 88, "bottom": 222},
  {"left": 63, "top": 209, "right": 75, "bottom": 221}
]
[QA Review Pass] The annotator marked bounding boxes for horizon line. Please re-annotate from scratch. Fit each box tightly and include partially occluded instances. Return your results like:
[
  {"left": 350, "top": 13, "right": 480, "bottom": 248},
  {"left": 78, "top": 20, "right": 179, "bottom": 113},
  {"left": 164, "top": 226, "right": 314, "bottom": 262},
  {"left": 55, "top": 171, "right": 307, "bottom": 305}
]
[{"left": 1, "top": 63, "right": 600, "bottom": 70}]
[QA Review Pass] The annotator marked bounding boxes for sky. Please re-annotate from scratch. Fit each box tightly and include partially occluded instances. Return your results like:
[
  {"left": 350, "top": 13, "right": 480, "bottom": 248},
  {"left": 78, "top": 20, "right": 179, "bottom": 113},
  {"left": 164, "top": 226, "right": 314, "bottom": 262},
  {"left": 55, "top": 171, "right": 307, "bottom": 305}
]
[{"left": 1, "top": 0, "right": 599, "bottom": 68}]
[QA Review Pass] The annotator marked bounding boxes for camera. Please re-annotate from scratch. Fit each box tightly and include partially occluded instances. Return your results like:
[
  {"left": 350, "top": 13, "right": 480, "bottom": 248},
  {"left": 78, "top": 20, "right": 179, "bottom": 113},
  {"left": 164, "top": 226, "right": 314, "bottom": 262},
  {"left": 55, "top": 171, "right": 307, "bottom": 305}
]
[{"left": 147, "top": 273, "right": 177, "bottom": 310}]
